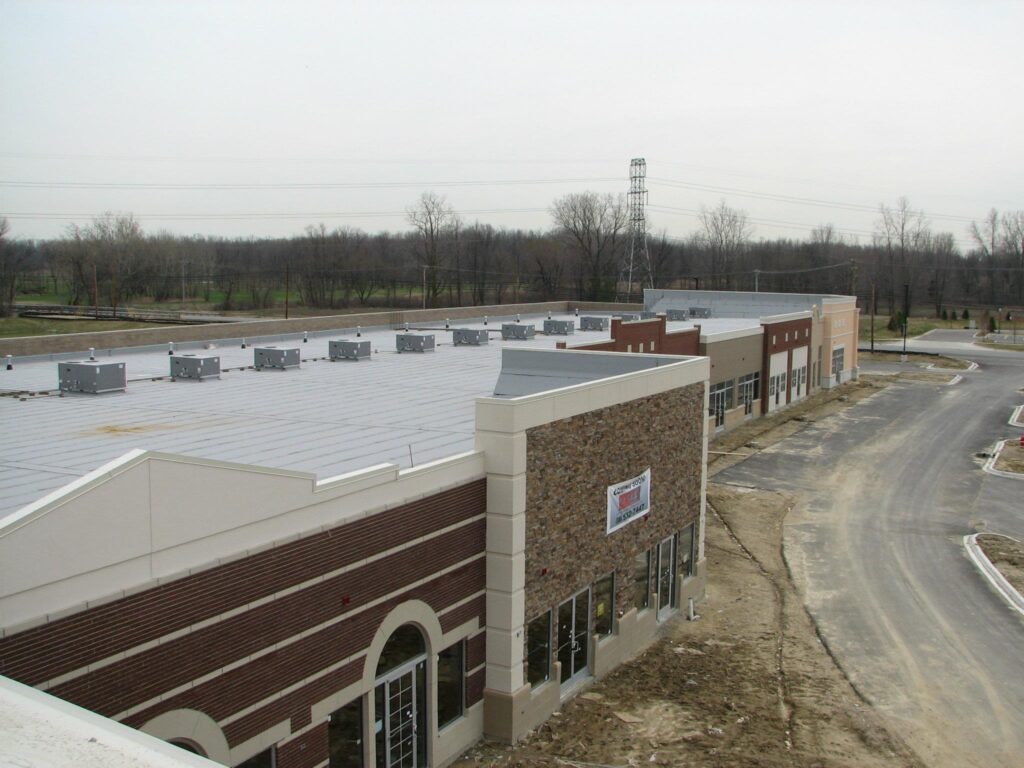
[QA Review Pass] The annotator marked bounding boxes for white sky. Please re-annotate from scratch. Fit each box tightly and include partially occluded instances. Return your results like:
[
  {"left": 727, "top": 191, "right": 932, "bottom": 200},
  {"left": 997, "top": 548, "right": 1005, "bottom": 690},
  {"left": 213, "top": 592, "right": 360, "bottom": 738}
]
[{"left": 1, "top": 0, "right": 1021, "bottom": 250}]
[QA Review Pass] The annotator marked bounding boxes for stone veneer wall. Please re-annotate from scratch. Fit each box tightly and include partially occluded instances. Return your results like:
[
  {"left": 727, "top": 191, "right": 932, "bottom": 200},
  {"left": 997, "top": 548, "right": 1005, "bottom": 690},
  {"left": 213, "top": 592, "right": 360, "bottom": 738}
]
[{"left": 523, "top": 381, "right": 705, "bottom": 619}]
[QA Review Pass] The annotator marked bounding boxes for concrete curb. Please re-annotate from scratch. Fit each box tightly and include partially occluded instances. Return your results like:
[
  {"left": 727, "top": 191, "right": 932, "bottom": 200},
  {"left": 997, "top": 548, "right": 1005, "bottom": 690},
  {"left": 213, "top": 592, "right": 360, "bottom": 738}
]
[
  {"left": 945, "top": 375, "right": 963, "bottom": 386},
  {"left": 982, "top": 440, "right": 1024, "bottom": 480},
  {"left": 963, "top": 534, "right": 1024, "bottom": 618},
  {"left": 926, "top": 360, "right": 978, "bottom": 372},
  {"left": 1009, "top": 405, "right": 1023, "bottom": 428}
]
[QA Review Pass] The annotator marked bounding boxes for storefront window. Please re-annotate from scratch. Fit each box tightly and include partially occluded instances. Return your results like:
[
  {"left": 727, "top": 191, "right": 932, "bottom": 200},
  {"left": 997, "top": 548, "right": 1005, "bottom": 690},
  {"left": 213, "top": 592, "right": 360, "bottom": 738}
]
[
  {"left": 328, "top": 698, "right": 362, "bottom": 768},
  {"left": 437, "top": 641, "right": 464, "bottom": 729},
  {"left": 593, "top": 573, "right": 615, "bottom": 637},
  {"left": 633, "top": 549, "right": 651, "bottom": 610},
  {"left": 679, "top": 523, "right": 695, "bottom": 579},
  {"left": 238, "top": 748, "right": 276, "bottom": 768},
  {"left": 526, "top": 612, "right": 551, "bottom": 686}
]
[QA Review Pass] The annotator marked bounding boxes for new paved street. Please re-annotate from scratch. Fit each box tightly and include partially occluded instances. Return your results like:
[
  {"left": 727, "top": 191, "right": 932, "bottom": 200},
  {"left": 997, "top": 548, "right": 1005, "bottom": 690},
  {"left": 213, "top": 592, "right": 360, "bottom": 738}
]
[{"left": 716, "top": 337, "right": 1024, "bottom": 768}]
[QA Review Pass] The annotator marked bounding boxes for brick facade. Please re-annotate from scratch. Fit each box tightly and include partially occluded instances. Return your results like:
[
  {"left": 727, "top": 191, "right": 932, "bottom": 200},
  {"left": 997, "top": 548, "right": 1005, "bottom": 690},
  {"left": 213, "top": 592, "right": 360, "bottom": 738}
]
[
  {"left": 761, "top": 317, "right": 812, "bottom": 410},
  {"left": 0, "top": 480, "right": 488, "bottom": 768},
  {"left": 558, "top": 315, "right": 700, "bottom": 356},
  {"left": 523, "top": 382, "right": 705, "bottom": 620}
]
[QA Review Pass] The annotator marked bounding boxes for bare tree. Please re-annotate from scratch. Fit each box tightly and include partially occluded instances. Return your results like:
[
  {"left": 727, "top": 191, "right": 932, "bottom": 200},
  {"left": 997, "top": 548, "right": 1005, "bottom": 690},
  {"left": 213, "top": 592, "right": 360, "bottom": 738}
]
[
  {"left": 968, "top": 208, "right": 1001, "bottom": 305},
  {"left": 875, "top": 198, "right": 929, "bottom": 314},
  {"left": 698, "top": 201, "right": 752, "bottom": 289},
  {"left": 926, "top": 232, "right": 957, "bottom": 316},
  {"left": 0, "top": 217, "right": 26, "bottom": 316},
  {"left": 550, "top": 192, "right": 627, "bottom": 301},
  {"left": 999, "top": 210, "right": 1024, "bottom": 302},
  {"left": 407, "top": 192, "right": 459, "bottom": 307}
]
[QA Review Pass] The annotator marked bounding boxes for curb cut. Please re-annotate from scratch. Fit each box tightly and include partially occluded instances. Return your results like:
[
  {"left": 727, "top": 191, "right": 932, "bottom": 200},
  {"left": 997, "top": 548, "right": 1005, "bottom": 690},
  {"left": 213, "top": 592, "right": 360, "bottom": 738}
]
[
  {"left": 964, "top": 534, "right": 1024, "bottom": 618},
  {"left": 982, "top": 440, "right": 1024, "bottom": 480}
]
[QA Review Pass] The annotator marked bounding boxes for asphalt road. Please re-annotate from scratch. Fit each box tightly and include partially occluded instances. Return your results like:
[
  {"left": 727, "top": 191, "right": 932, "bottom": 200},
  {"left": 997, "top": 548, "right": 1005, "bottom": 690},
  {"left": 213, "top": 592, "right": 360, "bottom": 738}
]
[{"left": 716, "top": 339, "right": 1024, "bottom": 768}]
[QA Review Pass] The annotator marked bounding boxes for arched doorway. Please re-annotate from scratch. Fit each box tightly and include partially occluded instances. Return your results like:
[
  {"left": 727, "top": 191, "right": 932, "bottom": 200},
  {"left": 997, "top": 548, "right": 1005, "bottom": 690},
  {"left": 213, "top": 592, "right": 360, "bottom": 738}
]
[{"left": 374, "top": 624, "right": 428, "bottom": 768}]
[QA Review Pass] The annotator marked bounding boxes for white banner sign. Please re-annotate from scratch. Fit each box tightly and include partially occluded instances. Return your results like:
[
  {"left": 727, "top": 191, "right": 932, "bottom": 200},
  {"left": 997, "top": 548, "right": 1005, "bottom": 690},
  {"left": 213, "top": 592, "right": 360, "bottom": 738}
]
[{"left": 606, "top": 469, "right": 651, "bottom": 534}]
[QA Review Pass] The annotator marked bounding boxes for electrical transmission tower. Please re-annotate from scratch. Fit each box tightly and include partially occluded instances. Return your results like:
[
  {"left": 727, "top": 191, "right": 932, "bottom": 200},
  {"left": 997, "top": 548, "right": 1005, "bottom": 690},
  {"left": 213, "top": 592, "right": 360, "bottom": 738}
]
[{"left": 617, "top": 157, "right": 653, "bottom": 303}]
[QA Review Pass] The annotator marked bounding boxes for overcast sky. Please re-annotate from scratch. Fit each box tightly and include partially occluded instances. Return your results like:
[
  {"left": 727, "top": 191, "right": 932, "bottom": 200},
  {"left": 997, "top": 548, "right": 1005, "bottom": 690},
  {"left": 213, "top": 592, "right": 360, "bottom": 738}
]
[{"left": 2, "top": 0, "right": 1021, "bottom": 249}]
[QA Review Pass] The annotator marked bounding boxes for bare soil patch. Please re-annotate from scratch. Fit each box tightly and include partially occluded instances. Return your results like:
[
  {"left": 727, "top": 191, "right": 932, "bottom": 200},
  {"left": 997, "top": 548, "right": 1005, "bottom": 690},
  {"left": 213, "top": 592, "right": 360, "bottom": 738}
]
[
  {"left": 994, "top": 441, "right": 1024, "bottom": 474},
  {"left": 858, "top": 351, "right": 969, "bottom": 370},
  {"left": 976, "top": 534, "right": 1024, "bottom": 598},
  {"left": 454, "top": 483, "right": 921, "bottom": 768},
  {"left": 890, "top": 371, "right": 956, "bottom": 384}
]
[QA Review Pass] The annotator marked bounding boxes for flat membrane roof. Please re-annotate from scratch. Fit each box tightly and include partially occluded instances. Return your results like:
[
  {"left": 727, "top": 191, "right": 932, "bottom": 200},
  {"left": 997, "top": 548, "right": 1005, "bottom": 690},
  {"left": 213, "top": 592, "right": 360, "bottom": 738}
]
[{"left": 0, "top": 312, "right": 652, "bottom": 521}]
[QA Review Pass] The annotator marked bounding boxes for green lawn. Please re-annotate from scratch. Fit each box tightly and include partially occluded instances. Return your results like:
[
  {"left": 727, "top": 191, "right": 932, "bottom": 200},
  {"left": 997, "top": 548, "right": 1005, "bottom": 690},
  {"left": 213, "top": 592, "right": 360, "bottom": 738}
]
[
  {"left": 0, "top": 316, "right": 169, "bottom": 339},
  {"left": 858, "top": 315, "right": 967, "bottom": 341}
]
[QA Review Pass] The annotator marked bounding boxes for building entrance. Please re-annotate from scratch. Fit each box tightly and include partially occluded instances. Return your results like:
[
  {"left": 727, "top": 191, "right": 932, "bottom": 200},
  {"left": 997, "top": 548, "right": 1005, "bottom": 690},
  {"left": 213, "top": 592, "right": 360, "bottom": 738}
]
[
  {"left": 374, "top": 625, "right": 427, "bottom": 768},
  {"left": 657, "top": 535, "right": 677, "bottom": 621},
  {"left": 557, "top": 588, "right": 591, "bottom": 690}
]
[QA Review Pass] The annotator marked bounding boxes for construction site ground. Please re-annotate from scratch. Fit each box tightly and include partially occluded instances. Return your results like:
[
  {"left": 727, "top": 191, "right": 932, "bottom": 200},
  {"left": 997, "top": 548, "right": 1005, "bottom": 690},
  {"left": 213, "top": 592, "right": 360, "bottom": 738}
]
[{"left": 455, "top": 378, "right": 927, "bottom": 768}]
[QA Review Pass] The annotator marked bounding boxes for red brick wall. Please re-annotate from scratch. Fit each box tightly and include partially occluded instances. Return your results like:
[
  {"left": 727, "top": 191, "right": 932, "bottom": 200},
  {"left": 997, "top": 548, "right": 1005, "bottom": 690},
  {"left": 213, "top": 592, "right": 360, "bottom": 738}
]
[
  {"left": 558, "top": 315, "right": 699, "bottom": 356},
  {"left": 0, "top": 480, "right": 488, "bottom": 768},
  {"left": 761, "top": 318, "right": 812, "bottom": 409}
]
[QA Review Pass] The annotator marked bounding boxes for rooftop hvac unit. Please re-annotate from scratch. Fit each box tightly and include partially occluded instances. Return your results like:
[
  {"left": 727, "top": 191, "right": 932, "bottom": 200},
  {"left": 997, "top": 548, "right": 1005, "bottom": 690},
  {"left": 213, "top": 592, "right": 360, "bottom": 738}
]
[
  {"left": 689, "top": 307, "right": 712, "bottom": 318},
  {"left": 543, "top": 319, "right": 575, "bottom": 335},
  {"left": 639, "top": 311, "right": 658, "bottom": 319},
  {"left": 58, "top": 361, "right": 126, "bottom": 394},
  {"left": 329, "top": 339, "right": 371, "bottom": 360},
  {"left": 171, "top": 354, "right": 221, "bottom": 380},
  {"left": 579, "top": 316, "right": 610, "bottom": 331},
  {"left": 254, "top": 346, "right": 300, "bottom": 369},
  {"left": 614, "top": 312, "right": 639, "bottom": 321},
  {"left": 501, "top": 323, "right": 536, "bottom": 340},
  {"left": 396, "top": 333, "right": 435, "bottom": 353},
  {"left": 452, "top": 328, "right": 489, "bottom": 346},
  {"left": 666, "top": 309, "right": 689, "bottom": 321}
]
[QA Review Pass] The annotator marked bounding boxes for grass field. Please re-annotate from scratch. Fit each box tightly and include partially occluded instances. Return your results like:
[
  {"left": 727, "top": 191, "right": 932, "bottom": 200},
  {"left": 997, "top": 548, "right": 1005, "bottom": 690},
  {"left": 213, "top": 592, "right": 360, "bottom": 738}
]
[
  {"left": 858, "top": 314, "right": 970, "bottom": 341},
  {"left": 0, "top": 316, "right": 168, "bottom": 339}
]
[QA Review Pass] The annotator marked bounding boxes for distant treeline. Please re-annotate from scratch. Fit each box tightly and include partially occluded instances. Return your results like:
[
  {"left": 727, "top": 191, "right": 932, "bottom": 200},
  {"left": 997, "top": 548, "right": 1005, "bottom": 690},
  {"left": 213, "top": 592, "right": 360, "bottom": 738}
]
[{"left": 1, "top": 194, "right": 1022, "bottom": 318}]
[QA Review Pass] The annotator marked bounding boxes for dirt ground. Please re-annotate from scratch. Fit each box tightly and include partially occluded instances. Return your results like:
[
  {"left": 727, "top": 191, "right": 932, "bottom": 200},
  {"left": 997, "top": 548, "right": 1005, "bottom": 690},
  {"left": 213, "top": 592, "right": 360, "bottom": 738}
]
[
  {"left": 977, "top": 535, "right": 1024, "bottom": 598},
  {"left": 455, "top": 376, "right": 928, "bottom": 768},
  {"left": 994, "top": 441, "right": 1024, "bottom": 474}
]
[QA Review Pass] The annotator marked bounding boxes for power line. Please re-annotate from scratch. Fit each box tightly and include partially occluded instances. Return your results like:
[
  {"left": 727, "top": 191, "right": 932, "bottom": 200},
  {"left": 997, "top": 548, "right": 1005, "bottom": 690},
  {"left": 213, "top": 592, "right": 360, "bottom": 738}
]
[
  {"left": 0, "top": 176, "right": 620, "bottom": 191},
  {"left": 648, "top": 176, "right": 982, "bottom": 224}
]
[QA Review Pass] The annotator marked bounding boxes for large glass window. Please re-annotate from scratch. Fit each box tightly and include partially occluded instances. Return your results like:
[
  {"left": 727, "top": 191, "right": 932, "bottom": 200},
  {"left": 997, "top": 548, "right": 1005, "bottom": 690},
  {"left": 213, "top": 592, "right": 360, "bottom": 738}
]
[
  {"left": 709, "top": 380, "right": 731, "bottom": 427},
  {"left": 633, "top": 549, "right": 651, "bottom": 610},
  {"left": 526, "top": 612, "right": 551, "bottom": 687},
  {"left": 738, "top": 372, "right": 760, "bottom": 416},
  {"left": 678, "top": 523, "right": 695, "bottom": 579},
  {"left": 832, "top": 347, "right": 845, "bottom": 383},
  {"left": 593, "top": 573, "right": 615, "bottom": 637},
  {"left": 237, "top": 748, "right": 275, "bottom": 768},
  {"left": 437, "top": 642, "right": 464, "bottom": 729},
  {"left": 328, "top": 698, "right": 362, "bottom": 768},
  {"left": 375, "top": 624, "right": 425, "bottom": 677}
]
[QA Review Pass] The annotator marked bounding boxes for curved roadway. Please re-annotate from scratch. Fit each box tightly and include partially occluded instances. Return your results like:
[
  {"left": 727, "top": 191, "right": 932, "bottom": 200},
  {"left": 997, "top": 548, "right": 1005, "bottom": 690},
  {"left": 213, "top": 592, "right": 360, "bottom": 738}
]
[{"left": 716, "top": 334, "right": 1024, "bottom": 768}]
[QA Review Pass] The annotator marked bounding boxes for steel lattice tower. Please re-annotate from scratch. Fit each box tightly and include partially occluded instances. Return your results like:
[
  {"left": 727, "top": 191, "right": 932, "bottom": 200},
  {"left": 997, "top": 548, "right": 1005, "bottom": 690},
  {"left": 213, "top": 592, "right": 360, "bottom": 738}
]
[{"left": 617, "top": 158, "right": 653, "bottom": 302}]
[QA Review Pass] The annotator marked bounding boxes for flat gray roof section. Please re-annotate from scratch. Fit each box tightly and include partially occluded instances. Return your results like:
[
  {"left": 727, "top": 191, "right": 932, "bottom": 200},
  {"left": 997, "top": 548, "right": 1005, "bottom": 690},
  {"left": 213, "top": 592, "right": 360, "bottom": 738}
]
[
  {"left": 493, "top": 347, "right": 696, "bottom": 397},
  {"left": 645, "top": 288, "right": 855, "bottom": 319},
  {"left": 0, "top": 312, "right": 638, "bottom": 520}
]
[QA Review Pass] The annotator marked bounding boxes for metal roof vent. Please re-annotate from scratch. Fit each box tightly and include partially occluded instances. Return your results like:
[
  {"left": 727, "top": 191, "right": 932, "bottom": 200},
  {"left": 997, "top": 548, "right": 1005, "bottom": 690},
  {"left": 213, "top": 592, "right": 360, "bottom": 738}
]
[
  {"left": 666, "top": 309, "right": 689, "bottom": 321},
  {"left": 579, "top": 316, "right": 610, "bottom": 331},
  {"left": 171, "top": 354, "right": 221, "bottom": 380},
  {"left": 58, "top": 361, "right": 126, "bottom": 394},
  {"left": 543, "top": 319, "right": 575, "bottom": 335},
  {"left": 501, "top": 323, "right": 536, "bottom": 340},
  {"left": 614, "top": 312, "right": 639, "bottom": 321},
  {"left": 396, "top": 333, "right": 435, "bottom": 353},
  {"left": 452, "top": 328, "right": 489, "bottom": 346},
  {"left": 329, "top": 339, "right": 371, "bottom": 360},
  {"left": 254, "top": 346, "right": 300, "bottom": 369},
  {"left": 689, "top": 307, "right": 712, "bottom": 318}
]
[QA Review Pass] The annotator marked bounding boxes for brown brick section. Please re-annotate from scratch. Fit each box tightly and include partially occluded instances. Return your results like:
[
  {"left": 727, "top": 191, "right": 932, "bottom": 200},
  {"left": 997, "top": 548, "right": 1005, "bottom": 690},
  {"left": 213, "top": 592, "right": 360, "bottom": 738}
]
[
  {"left": 465, "top": 631, "right": 486, "bottom": 671},
  {"left": 276, "top": 722, "right": 329, "bottom": 768},
  {"left": 465, "top": 667, "right": 485, "bottom": 708},
  {"left": 558, "top": 315, "right": 699, "bottom": 356},
  {"left": 524, "top": 384, "right": 704, "bottom": 620},
  {"left": 66, "top": 542, "right": 485, "bottom": 723},
  {"left": 0, "top": 479, "right": 486, "bottom": 686}
]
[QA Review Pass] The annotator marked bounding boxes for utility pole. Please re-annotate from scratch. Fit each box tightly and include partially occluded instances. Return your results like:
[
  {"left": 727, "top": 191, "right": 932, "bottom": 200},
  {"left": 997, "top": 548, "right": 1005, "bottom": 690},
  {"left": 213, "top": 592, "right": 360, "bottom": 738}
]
[
  {"left": 754, "top": 269, "right": 760, "bottom": 292},
  {"left": 901, "top": 283, "right": 909, "bottom": 362},
  {"left": 422, "top": 265, "right": 427, "bottom": 310},
  {"left": 870, "top": 283, "right": 876, "bottom": 353},
  {"left": 616, "top": 158, "right": 653, "bottom": 303},
  {"left": 284, "top": 263, "right": 290, "bottom": 320},
  {"left": 181, "top": 259, "right": 186, "bottom": 307}
]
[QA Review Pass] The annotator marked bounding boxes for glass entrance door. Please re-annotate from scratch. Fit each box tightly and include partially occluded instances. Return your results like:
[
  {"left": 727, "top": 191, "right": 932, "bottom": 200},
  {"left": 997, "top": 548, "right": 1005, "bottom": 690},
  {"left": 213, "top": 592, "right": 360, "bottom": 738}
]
[
  {"left": 375, "top": 659, "right": 425, "bottom": 768},
  {"left": 557, "top": 589, "right": 590, "bottom": 690},
  {"left": 657, "top": 536, "right": 676, "bottom": 621}
]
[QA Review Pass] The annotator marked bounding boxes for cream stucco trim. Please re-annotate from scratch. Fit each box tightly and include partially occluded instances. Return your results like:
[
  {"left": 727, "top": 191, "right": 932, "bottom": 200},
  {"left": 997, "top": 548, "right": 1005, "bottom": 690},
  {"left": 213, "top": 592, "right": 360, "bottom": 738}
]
[{"left": 140, "top": 709, "right": 230, "bottom": 764}]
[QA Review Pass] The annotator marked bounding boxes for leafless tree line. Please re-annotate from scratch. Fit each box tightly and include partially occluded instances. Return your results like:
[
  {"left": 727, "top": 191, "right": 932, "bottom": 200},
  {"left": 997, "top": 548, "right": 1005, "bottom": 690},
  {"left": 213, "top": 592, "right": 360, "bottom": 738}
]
[{"left": 3, "top": 194, "right": 1023, "bottom": 318}]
